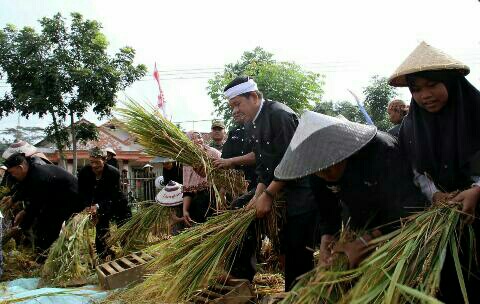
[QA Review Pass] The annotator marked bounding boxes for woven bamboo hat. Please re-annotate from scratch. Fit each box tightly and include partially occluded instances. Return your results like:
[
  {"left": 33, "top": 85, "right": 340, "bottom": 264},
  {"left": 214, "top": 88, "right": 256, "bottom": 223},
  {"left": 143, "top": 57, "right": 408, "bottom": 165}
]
[
  {"left": 389, "top": 41, "right": 470, "bottom": 87},
  {"left": 155, "top": 181, "right": 183, "bottom": 206},
  {"left": 2, "top": 141, "right": 37, "bottom": 159},
  {"left": 274, "top": 111, "right": 377, "bottom": 180}
]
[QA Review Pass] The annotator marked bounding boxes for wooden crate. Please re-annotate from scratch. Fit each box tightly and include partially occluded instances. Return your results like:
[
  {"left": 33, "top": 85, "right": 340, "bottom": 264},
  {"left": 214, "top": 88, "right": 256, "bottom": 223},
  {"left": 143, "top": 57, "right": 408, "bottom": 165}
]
[
  {"left": 191, "top": 279, "right": 254, "bottom": 304},
  {"left": 96, "top": 251, "right": 156, "bottom": 290}
]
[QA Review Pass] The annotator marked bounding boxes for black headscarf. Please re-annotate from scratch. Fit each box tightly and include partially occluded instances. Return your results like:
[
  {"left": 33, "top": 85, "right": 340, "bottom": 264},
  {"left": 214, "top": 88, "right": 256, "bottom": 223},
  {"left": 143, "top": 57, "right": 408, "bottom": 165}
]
[{"left": 399, "top": 70, "right": 480, "bottom": 192}]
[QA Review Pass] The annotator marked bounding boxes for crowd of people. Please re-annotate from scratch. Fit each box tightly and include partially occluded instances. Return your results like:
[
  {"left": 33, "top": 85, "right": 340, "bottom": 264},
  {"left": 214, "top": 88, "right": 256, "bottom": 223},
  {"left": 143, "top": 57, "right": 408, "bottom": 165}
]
[
  {"left": 1, "top": 41, "right": 479, "bottom": 302},
  {"left": 0, "top": 145, "right": 131, "bottom": 261}
]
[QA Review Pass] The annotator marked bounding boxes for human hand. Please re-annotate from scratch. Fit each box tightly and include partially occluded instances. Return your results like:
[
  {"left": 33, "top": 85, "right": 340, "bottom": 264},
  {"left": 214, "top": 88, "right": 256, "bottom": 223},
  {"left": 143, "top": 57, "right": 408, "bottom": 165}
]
[
  {"left": 183, "top": 211, "right": 193, "bottom": 227},
  {"left": 253, "top": 192, "right": 273, "bottom": 218},
  {"left": 213, "top": 158, "right": 234, "bottom": 169},
  {"left": 318, "top": 234, "right": 336, "bottom": 267},
  {"left": 452, "top": 187, "right": 480, "bottom": 225}
]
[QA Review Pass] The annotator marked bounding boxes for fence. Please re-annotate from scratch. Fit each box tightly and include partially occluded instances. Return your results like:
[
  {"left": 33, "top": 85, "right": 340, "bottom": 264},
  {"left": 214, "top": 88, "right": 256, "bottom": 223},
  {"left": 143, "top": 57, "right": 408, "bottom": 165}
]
[{"left": 121, "top": 174, "right": 157, "bottom": 204}]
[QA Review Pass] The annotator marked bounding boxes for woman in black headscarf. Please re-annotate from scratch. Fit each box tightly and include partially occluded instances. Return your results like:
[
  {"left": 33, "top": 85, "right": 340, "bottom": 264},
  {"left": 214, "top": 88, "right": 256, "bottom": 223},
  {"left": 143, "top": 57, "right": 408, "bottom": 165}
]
[{"left": 390, "top": 41, "right": 480, "bottom": 303}]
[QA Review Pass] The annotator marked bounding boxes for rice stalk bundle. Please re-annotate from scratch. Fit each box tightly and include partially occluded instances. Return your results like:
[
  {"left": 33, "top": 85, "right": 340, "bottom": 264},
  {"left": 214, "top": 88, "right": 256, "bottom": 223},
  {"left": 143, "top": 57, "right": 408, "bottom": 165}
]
[
  {"left": 40, "top": 212, "right": 96, "bottom": 287},
  {"left": 116, "top": 99, "right": 247, "bottom": 199},
  {"left": 281, "top": 204, "right": 474, "bottom": 304},
  {"left": 0, "top": 186, "right": 9, "bottom": 200},
  {"left": 107, "top": 203, "right": 172, "bottom": 256},
  {"left": 339, "top": 204, "right": 474, "bottom": 304},
  {"left": 253, "top": 273, "right": 285, "bottom": 296},
  {"left": 109, "top": 208, "right": 256, "bottom": 304},
  {"left": 280, "top": 227, "right": 366, "bottom": 304}
]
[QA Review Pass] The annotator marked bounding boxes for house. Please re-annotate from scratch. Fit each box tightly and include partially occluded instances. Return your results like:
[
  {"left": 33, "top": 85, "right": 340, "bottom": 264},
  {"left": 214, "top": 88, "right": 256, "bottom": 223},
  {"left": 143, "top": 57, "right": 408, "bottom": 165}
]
[{"left": 35, "top": 119, "right": 162, "bottom": 177}]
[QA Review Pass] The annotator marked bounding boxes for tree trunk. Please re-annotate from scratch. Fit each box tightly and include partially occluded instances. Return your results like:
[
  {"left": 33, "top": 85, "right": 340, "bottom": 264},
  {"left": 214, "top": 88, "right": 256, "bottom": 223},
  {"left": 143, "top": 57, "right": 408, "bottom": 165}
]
[
  {"left": 50, "top": 112, "right": 67, "bottom": 168},
  {"left": 70, "top": 112, "right": 77, "bottom": 175}
]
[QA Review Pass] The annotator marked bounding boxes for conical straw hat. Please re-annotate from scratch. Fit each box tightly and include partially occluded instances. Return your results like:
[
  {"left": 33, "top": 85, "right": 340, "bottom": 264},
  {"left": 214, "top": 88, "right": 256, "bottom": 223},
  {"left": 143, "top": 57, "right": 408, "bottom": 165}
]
[
  {"left": 2, "top": 141, "right": 37, "bottom": 159},
  {"left": 274, "top": 111, "right": 377, "bottom": 180},
  {"left": 388, "top": 41, "right": 470, "bottom": 87}
]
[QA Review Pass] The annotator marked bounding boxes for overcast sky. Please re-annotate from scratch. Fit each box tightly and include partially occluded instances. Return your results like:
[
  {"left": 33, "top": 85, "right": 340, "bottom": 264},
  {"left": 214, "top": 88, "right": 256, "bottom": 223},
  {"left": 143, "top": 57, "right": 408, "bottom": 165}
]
[{"left": 1, "top": 0, "right": 479, "bottom": 133}]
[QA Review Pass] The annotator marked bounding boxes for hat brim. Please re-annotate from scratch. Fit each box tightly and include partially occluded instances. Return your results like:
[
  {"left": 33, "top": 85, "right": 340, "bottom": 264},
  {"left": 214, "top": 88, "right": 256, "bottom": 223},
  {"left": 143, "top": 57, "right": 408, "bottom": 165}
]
[
  {"left": 155, "top": 191, "right": 183, "bottom": 206},
  {"left": 2, "top": 143, "right": 37, "bottom": 159},
  {"left": 389, "top": 65, "right": 469, "bottom": 87},
  {"left": 275, "top": 112, "right": 377, "bottom": 180}
]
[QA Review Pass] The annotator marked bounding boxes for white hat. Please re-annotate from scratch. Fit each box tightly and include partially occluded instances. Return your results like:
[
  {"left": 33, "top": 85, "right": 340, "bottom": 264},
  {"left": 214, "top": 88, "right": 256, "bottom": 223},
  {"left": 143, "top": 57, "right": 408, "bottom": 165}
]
[
  {"left": 155, "top": 176, "right": 165, "bottom": 189},
  {"left": 0, "top": 165, "right": 7, "bottom": 170},
  {"left": 105, "top": 147, "right": 116, "bottom": 155},
  {"left": 2, "top": 141, "right": 38, "bottom": 159},
  {"left": 274, "top": 111, "right": 377, "bottom": 180},
  {"left": 155, "top": 181, "right": 183, "bottom": 206},
  {"left": 143, "top": 164, "right": 153, "bottom": 169},
  {"left": 388, "top": 41, "right": 470, "bottom": 87}
]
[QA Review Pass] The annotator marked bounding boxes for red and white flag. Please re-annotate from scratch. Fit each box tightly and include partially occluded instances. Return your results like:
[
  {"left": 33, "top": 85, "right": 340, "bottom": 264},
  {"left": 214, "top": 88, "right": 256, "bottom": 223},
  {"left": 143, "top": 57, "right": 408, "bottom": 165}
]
[{"left": 153, "top": 63, "right": 167, "bottom": 116}]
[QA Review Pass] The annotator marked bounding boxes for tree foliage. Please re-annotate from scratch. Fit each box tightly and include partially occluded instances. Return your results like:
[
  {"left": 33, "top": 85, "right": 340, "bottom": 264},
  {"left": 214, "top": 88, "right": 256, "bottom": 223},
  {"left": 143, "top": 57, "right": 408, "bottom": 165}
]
[
  {"left": 314, "top": 100, "right": 365, "bottom": 123},
  {"left": 207, "top": 47, "right": 324, "bottom": 126},
  {"left": 363, "top": 75, "right": 398, "bottom": 131},
  {"left": 1, "top": 126, "right": 45, "bottom": 144},
  {"left": 0, "top": 12, "right": 146, "bottom": 170}
]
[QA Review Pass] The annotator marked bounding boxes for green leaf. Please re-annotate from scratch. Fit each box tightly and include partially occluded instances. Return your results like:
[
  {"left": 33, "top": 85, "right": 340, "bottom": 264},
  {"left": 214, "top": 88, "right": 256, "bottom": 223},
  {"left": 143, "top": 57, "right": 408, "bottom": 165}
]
[{"left": 450, "top": 235, "right": 469, "bottom": 304}]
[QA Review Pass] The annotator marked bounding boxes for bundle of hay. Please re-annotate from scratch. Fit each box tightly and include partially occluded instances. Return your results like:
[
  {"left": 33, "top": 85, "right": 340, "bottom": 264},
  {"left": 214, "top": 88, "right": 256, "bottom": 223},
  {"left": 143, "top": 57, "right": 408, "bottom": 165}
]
[
  {"left": 107, "top": 203, "right": 173, "bottom": 256},
  {"left": 108, "top": 208, "right": 256, "bottom": 304},
  {"left": 281, "top": 204, "right": 475, "bottom": 304},
  {"left": 116, "top": 100, "right": 247, "bottom": 200},
  {"left": 40, "top": 212, "right": 96, "bottom": 287}
]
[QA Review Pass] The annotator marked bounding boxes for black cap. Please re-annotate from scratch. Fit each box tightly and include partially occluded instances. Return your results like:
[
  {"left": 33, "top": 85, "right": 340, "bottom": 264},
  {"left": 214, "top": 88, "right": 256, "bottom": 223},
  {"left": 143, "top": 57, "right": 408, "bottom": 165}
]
[{"left": 4, "top": 152, "right": 27, "bottom": 169}]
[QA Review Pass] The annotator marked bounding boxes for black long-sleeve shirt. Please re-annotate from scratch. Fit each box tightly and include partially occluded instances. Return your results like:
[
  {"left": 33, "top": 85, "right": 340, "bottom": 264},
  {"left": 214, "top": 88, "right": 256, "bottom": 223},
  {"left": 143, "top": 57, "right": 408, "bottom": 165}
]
[
  {"left": 221, "top": 124, "right": 257, "bottom": 190},
  {"left": 77, "top": 164, "right": 130, "bottom": 221},
  {"left": 310, "top": 132, "right": 427, "bottom": 235},
  {"left": 248, "top": 100, "right": 317, "bottom": 217},
  {"left": 12, "top": 161, "right": 82, "bottom": 231}
]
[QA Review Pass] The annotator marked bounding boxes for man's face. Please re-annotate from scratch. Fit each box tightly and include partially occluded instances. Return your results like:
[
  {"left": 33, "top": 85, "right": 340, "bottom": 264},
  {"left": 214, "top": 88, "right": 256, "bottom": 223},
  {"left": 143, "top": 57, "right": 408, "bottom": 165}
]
[
  {"left": 164, "top": 162, "right": 174, "bottom": 170},
  {"left": 315, "top": 160, "right": 348, "bottom": 182},
  {"left": 106, "top": 152, "right": 113, "bottom": 160},
  {"left": 228, "top": 93, "right": 260, "bottom": 123},
  {"left": 409, "top": 77, "right": 449, "bottom": 113},
  {"left": 387, "top": 102, "right": 406, "bottom": 124},
  {"left": 211, "top": 127, "right": 225, "bottom": 142},
  {"left": 89, "top": 157, "right": 105, "bottom": 175},
  {"left": 7, "top": 164, "right": 28, "bottom": 181}
]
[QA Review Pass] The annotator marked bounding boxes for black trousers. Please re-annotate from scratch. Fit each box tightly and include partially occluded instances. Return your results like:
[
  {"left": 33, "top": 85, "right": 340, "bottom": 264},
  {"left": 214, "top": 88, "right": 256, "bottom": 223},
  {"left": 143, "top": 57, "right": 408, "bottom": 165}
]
[
  {"left": 229, "top": 190, "right": 257, "bottom": 281},
  {"left": 438, "top": 220, "right": 480, "bottom": 303},
  {"left": 95, "top": 215, "right": 112, "bottom": 259},
  {"left": 284, "top": 211, "right": 320, "bottom": 291}
]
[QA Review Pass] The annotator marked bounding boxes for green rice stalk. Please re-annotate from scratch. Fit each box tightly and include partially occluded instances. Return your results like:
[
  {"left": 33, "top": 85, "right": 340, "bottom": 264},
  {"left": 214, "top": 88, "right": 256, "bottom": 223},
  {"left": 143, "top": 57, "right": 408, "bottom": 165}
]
[
  {"left": 281, "top": 204, "right": 475, "bottom": 304},
  {"left": 338, "top": 204, "right": 474, "bottom": 304},
  {"left": 107, "top": 203, "right": 172, "bottom": 256},
  {"left": 107, "top": 208, "right": 256, "bottom": 304},
  {"left": 281, "top": 227, "right": 364, "bottom": 304},
  {"left": 116, "top": 99, "right": 247, "bottom": 203},
  {"left": 40, "top": 212, "right": 96, "bottom": 287}
]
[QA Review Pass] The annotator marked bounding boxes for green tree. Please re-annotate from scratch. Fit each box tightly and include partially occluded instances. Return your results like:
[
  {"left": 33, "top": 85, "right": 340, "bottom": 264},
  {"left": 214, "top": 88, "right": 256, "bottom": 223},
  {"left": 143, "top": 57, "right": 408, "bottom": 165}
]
[
  {"left": 207, "top": 47, "right": 324, "bottom": 125},
  {"left": 363, "top": 75, "right": 398, "bottom": 131},
  {"left": 0, "top": 12, "right": 147, "bottom": 172},
  {"left": 1, "top": 126, "right": 45, "bottom": 144},
  {"left": 314, "top": 100, "right": 365, "bottom": 123}
]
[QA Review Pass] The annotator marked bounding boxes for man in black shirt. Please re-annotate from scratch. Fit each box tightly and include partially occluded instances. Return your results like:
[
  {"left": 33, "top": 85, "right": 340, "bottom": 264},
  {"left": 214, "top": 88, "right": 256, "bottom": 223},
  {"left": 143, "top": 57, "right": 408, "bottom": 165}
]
[
  {"left": 386, "top": 99, "right": 408, "bottom": 138},
  {"left": 216, "top": 115, "right": 257, "bottom": 192},
  {"left": 105, "top": 147, "right": 119, "bottom": 169},
  {"left": 224, "top": 76, "right": 319, "bottom": 290},
  {"left": 275, "top": 112, "right": 426, "bottom": 268},
  {"left": 3, "top": 153, "right": 83, "bottom": 253},
  {"left": 78, "top": 147, "right": 131, "bottom": 258}
]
